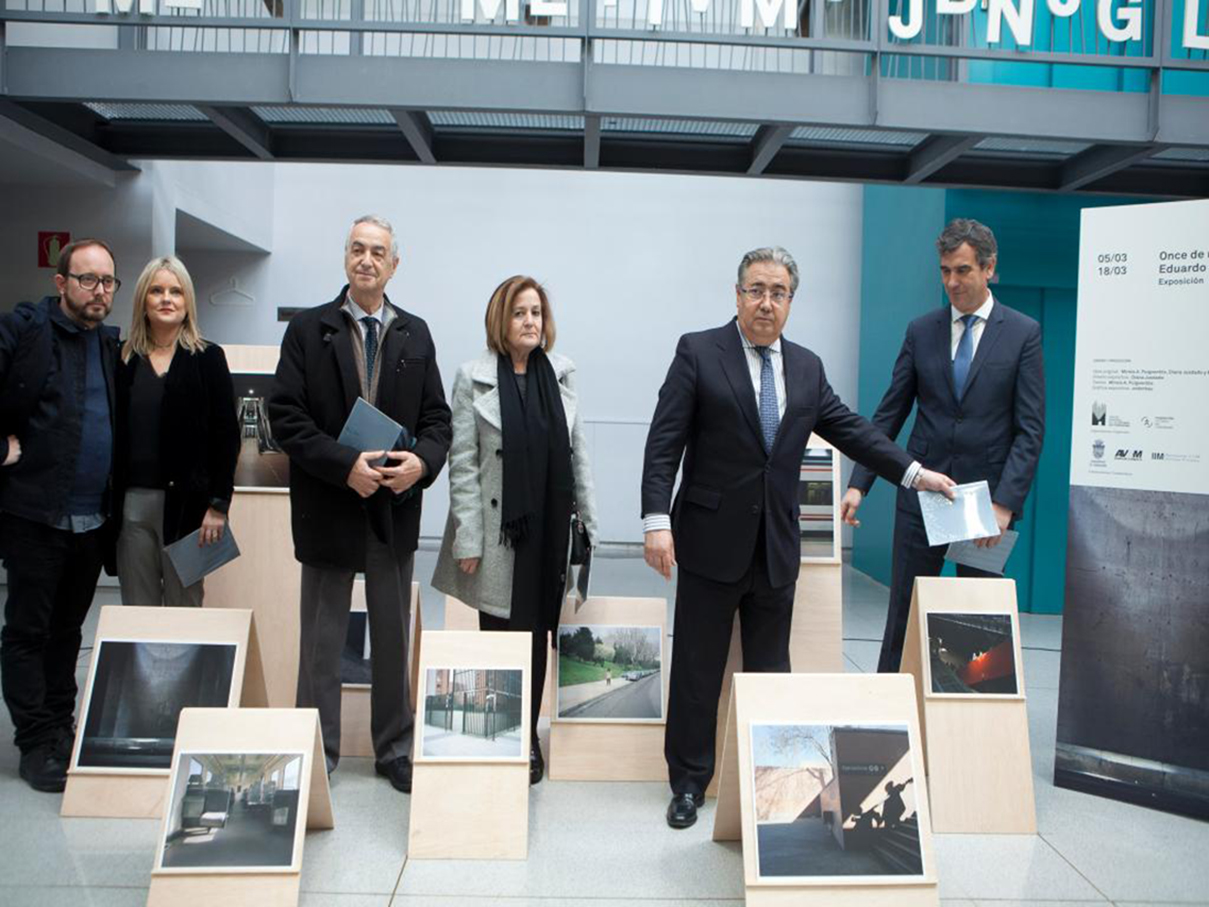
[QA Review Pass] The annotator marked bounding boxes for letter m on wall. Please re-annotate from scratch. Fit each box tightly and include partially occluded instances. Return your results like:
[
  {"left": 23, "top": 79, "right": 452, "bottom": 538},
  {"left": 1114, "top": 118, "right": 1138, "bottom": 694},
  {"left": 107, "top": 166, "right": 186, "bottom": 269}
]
[{"left": 741, "top": 0, "right": 796, "bottom": 29}]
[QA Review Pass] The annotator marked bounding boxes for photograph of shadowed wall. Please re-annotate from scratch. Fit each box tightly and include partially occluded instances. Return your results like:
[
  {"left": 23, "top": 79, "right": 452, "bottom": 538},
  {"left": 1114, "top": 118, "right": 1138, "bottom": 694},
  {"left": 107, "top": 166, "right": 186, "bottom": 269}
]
[
  {"left": 751, "top": 723, "right": 923, "bottom": 881},
  {"left": 78, "top": 641, "right": 237, "bottom": 770},
  {"left": 160, "top": 752, "right": 303, "bottom": 871},
  {"left": 927, "top": 613, "right": 1018, "bottom": 695}
]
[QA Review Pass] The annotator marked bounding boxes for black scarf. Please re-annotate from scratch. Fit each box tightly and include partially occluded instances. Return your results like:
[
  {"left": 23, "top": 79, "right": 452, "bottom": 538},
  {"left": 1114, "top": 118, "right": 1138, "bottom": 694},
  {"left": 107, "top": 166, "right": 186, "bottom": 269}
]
[{"left": 497, "top": 348, "right": 575, "bottom": 632}]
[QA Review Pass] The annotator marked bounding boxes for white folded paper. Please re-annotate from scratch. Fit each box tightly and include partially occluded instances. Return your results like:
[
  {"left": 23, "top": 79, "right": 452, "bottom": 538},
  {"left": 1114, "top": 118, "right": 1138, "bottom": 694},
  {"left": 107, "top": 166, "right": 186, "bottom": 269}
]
[
  {"left": 945, "top": 529, "right": 1018, "bottom": 575},
  {"left": 918, "top": 480, "right": 998, "bottom": 547}
]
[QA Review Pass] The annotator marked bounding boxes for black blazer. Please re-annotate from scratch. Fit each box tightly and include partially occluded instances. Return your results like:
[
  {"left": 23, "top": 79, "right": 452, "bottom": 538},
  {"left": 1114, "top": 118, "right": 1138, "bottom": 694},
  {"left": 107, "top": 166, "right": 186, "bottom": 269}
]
[
  {"left": 114, "top": 342, "right": 240, "bottom": 545},
  {"left": 268, "top": 289, "right": 452, "bottom": 572},
  {"left": 642, "top": 320, "right": 912, "bottom": 588},
  {"left": 849, "top": 300, "right": 1045, "bottom": 517}
]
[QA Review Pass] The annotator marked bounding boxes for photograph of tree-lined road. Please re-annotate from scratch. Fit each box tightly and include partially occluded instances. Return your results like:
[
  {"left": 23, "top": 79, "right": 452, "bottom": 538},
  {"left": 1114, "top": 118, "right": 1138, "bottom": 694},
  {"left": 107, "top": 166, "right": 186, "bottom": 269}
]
[{"left": 556, "top": 625, "right": 663, "bottom": 722}]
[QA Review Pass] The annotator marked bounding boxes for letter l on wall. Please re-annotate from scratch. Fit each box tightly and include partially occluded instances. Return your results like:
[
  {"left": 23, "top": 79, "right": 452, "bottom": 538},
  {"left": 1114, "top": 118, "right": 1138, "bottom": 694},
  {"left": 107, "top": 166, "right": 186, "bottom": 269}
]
[{"left": 1187, "top": 0, "right": 1209, "bottom": 49}]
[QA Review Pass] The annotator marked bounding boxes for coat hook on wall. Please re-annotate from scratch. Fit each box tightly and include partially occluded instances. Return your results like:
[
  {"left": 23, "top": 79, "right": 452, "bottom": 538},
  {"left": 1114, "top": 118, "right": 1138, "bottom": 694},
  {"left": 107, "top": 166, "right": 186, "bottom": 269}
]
[{"left": 210, "top": 278, "right": 255, "bottom": 307}]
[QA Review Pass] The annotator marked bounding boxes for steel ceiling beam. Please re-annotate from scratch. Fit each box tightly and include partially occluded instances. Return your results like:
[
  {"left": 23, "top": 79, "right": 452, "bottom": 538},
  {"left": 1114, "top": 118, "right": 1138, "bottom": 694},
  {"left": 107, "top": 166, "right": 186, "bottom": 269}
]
[{"left": 391, "top": 109, "right": 436, "bottom": 165}]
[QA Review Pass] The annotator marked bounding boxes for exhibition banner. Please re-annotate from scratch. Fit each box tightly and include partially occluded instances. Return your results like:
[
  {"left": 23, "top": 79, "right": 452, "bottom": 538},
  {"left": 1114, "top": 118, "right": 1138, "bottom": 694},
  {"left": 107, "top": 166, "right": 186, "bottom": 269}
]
[{"left": 1055, "top": 199, "right": 1209, "bottom": 819}]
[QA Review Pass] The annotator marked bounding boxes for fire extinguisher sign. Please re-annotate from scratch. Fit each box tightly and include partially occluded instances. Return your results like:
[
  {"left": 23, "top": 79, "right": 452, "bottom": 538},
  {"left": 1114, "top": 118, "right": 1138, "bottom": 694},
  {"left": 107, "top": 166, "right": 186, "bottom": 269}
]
[{"left": 38, "top": 231, "right": 71, "bottom": 269}]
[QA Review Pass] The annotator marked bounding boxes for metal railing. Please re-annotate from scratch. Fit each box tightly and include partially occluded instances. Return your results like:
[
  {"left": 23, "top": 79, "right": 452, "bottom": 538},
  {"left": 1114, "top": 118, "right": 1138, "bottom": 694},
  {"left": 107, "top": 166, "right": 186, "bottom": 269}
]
[{"left": 2, "top": 0, "right": 1206, "bottom": 75}]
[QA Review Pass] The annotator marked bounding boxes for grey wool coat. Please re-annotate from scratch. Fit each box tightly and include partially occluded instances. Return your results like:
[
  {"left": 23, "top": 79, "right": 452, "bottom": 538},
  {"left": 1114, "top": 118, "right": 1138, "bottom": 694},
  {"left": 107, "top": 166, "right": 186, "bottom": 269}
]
[{"left": 431, "top": 350, "right": 599, "bottom": 619}]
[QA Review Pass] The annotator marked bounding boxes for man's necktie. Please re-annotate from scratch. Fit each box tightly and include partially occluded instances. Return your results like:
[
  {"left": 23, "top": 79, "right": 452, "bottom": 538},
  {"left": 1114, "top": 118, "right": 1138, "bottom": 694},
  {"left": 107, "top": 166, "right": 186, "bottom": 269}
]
[
  {"left": 952, "top": 314, "right": 978, "bottom": 400},
  {"left": 755, "top": 346, "right": 779, "bottom": 453},
  {"left": 361, "top": 316, "right": 379, "bottom": 386}
]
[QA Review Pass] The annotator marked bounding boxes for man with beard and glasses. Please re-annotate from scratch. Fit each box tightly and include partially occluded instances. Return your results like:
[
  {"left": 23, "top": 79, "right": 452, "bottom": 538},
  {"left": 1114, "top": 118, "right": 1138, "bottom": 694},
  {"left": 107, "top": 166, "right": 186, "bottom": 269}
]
[{"left": 0, "top": 239, "right": 122, "bottom": 792}]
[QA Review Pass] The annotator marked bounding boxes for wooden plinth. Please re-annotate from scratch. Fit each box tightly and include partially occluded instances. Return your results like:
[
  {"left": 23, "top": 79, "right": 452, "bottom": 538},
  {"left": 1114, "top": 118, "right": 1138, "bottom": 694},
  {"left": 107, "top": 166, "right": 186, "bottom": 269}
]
[
  {"left": 714, "top": 673, "right": 939, "bottom": 907},
  {"left": 548, "top": 596, "right": 668, "bottom": 782},
  {"left": 901, "top": 576, "right": 1036, "bottom": 835},
  {"left": 62, "top": 606, "right": 266, "bottom": 819},
  {"left": 408, "top": 631, "right": 531, "bottom": 860}
]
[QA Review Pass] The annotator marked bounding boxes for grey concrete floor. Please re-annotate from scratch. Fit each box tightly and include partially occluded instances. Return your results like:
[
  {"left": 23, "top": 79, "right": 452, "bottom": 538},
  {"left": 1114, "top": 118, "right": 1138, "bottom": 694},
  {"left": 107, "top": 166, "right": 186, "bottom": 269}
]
[{"left": 1, "top": 552, "right": 1206, "bottom": 906}]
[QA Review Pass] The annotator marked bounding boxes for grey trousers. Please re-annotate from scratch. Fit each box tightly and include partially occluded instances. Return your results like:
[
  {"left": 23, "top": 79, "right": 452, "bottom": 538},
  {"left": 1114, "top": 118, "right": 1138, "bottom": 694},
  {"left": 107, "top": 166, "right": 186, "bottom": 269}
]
[
  {"left": 116, "top": 487, "right": 204, "bottom": 608},
  {"left": 298, "top": 525, "right": 415, "bottom": 771}
]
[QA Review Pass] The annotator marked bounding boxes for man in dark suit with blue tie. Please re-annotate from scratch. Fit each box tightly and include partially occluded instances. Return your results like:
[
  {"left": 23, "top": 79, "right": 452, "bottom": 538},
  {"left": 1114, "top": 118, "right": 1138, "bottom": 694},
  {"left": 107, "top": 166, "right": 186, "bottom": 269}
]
[
  {"left": 641, "top": 247, "right": 956, "bottom": 828},
  {"left": 841, "top": 219, "right": 1045, "bottom": 674}
]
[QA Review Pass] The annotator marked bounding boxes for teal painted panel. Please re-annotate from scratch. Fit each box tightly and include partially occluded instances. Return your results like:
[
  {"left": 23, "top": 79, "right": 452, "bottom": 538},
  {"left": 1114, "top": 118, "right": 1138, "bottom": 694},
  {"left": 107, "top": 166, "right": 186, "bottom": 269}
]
[{"left": 851, "top": 185, "right": 946, "bottom": 587}]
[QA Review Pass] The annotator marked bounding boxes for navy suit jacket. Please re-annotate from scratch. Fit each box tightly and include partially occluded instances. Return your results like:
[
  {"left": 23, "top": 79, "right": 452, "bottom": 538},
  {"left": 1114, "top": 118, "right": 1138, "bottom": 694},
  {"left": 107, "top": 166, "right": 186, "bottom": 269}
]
[
  {"left": 849, "top": 300, "right": 1045, "bottom": 517},
  {"left": 642, "top": 319, "right": 912, "bottom": 588}
]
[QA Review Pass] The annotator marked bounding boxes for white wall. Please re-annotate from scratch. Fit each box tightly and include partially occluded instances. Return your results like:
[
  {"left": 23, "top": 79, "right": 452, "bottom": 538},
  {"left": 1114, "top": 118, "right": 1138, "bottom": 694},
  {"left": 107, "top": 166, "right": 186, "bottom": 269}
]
[
  {"left": 1, "top": 160, "right": 865, "bottom": 544},
  {"left": 193, "top": 163, "right": 865, "bottom": 543}
]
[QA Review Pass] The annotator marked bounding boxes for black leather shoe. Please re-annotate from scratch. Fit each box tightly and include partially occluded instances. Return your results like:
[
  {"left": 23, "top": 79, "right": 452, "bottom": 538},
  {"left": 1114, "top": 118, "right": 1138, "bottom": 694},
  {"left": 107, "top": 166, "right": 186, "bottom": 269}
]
[
  {"left": 666, "top": 792, "right": 704, "bottom": 829},
  {"left": 19, "top": 745, "right": 68, "bottom": 793},
  {"left": 529, "top": 743, "right": 545, "bottom": 786},
  {"left": 374, "top": 755, "right": 413, "bottom": 793}
]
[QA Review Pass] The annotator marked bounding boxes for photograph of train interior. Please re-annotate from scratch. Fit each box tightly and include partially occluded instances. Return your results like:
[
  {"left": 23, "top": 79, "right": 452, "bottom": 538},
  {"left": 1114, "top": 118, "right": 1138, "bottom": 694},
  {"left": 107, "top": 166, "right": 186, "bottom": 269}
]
[
  {"left": 159, "top": 752, "right": 304, "bottom": 871},
  {"left": 799, "top": 447, "right": 837, "bottom": 559}
]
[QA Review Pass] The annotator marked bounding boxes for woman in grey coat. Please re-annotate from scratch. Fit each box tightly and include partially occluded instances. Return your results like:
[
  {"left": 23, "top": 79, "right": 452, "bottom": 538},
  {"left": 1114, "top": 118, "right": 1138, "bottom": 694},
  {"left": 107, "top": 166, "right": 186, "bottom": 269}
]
[{"left": 432, "top": 276, "right": 598, "bottom": 784}]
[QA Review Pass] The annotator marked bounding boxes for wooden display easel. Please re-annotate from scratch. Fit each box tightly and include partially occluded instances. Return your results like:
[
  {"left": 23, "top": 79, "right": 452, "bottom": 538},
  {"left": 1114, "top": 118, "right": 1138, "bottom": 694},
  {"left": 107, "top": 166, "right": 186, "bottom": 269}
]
[
  {"left": 408, "top": 631, "right": 530, "bottom": 860},
  {"left": 548, "top": 596, "right": 668, "bottom": 782},
  {"left": 146, "top": 707, "right": 333, "bottom": 907},
  {"left": 340, "top": 581, "right": 423, "bottom": 758},
  {"left": 443, "top": 595, "right": 555, "bottom": 720},
  {"left": 714, "top": 673, "right": 939, "bottom": 907},
  {"left": 706, "top": 562, "right": 843, "bottom": 797},
  {"left": 900, "top": 577, "right": 1036, "bottom": 834},
  {"left": 61, "top": 606, "right": 268, "bottom": 820}
]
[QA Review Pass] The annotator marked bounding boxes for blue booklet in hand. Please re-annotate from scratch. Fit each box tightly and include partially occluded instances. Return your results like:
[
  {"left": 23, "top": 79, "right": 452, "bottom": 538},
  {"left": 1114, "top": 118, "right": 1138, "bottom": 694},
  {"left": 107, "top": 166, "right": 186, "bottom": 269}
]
[
  {"left": 337, "top": 397, "right": 410, "bottom": 466},
  {"left": 164, "top": 525, "right": 241, "bottom": 589}
]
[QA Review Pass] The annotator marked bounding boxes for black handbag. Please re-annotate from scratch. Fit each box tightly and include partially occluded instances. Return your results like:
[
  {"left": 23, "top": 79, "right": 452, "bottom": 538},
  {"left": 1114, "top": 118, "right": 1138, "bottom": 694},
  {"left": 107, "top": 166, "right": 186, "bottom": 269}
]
[{"left": 569, "top": 509, "right": 590, "bottom": 566}]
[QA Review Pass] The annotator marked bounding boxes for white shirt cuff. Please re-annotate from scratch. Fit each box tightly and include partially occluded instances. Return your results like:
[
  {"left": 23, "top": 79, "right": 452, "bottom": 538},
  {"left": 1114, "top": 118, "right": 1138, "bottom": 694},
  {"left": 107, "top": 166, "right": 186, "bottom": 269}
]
[
  {"left": 900, "top": 461, "right": 922, "bottom": 489},
  {"left": 643, "top": 514, "right": 672, "bottom": 533}
]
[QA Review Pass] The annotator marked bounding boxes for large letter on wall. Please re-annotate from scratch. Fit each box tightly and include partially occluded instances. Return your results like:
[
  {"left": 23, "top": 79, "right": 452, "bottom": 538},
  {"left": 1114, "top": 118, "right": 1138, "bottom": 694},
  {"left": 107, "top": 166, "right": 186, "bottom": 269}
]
[
  {"left": 461, "top": 0, "right": 521, "bottom": 21},
  {"left": 1186, "top": 0, "right": 1209, "bottom": 50},
  {"left": 1047, "top": 0, "right": 1079, "bottom": 16},
  {"left": 528, "top": 0, "right": 568, "bottom": 13},
  {"left": 1097, "top": 0, "right": 1141, "bottom": 42},
  {"left": 740, "top": 0, "right": 796, "bottom": 29},
  {"left": 889, "top": 0, "right": 923, "bottom": 38},
  {"left": 988, "top": 0, "right": 1036, "bottom": 44}
]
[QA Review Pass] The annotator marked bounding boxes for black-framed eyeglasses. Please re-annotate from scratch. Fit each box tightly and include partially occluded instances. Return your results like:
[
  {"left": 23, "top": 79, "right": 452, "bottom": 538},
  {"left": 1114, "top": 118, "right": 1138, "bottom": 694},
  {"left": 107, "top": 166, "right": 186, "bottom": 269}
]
[
  {"left": 740, "top": 285, "right": 792, "bottom": 304},
  {"left": 69, "top": 273, "right": 121, "bottom": 292}
]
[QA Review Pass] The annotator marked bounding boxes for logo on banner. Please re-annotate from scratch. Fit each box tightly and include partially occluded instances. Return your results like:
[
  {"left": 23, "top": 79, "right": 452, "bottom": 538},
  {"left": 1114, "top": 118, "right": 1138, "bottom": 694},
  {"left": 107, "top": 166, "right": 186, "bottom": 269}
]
[
  {"left": 1092, "top": 401, "right": 1107, "bottom": 426},
  {"left": 1114, "top": 449, "right": 1143, "bottom": 461},
  {"left": 1093, "top": 440, "right": 1106, "bottom": 460}
]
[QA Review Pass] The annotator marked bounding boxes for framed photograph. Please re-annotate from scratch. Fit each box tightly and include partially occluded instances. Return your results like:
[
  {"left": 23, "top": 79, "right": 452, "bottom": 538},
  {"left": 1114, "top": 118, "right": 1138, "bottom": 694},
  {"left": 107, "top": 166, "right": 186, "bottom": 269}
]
[
  {"left": 750, "top": 721, "right": 925, "bottom": 884},
  {"left": 799, "top": 445, "right": 840, "bottom": 563},
  {"left": 925, "top": 612, "right": 1020, "bottom": 697},
  {"left": 73, "top": 640, "right": 239, "bottom": 773},
  {"left": 232, "top": 372, "right": 289, "bottom": 490},
  {"left": 156, "top": 751, "right": 306, "bottom": 874},
  {"left": 555, "top": 624, "right": 663, "bottom": 723},
  {"left": 419, "top": 667, "right": 526, "bottom": 761}
]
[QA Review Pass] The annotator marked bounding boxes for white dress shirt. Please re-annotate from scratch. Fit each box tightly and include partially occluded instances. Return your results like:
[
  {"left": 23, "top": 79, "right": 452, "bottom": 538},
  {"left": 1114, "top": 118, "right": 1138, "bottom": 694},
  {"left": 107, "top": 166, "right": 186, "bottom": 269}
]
[{"left": 950, "top": 292, "right": 994, "bottom": 360}]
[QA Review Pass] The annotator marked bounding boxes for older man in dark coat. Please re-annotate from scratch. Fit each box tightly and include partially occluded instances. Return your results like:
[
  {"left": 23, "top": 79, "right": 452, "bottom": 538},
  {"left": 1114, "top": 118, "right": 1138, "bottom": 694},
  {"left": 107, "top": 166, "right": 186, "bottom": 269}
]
[{"left": 269, "top": 215, "right": 451, "bottom": 792}]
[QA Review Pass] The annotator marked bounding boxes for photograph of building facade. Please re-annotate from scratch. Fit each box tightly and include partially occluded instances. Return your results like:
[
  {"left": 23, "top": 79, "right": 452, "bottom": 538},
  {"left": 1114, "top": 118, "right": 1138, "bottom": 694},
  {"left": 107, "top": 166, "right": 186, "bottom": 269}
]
[
  {"left": 421, "top": 668, "right": 524, "bottom": 759},
  {"left": 751, "top": 723, "right": 923, "bottom": 880},
  {"left": 799, "top": 447, "right": 837, "bottom": 559}
]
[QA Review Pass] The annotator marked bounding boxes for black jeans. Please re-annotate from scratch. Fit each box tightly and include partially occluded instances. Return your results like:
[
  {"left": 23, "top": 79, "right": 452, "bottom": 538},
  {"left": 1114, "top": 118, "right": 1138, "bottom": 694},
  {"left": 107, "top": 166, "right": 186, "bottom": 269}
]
[
  {"left": 0, "top": 513, "right": 105, "bottom": 752},
  {"left": 478, "top": 611, "right": 547, "bottom": 743}
]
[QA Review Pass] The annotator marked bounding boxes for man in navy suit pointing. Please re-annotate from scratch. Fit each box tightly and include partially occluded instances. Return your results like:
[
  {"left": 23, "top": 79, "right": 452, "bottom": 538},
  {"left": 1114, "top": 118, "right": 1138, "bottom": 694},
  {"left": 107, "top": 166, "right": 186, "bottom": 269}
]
[
  {"left": 842, "top": 219, "right": 1045, "bottom": 675},
  {"left": 641, "top": 246, "right": 956, "bottom": 829}
]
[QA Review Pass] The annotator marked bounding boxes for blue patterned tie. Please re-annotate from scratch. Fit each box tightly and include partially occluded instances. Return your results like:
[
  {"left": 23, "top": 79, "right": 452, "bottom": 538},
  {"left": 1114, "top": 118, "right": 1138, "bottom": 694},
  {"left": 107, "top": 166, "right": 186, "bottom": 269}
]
[
  {"left": 755, "top": 346, "right": 779, "bottom": 453},
  {"left": 361, "top": 316, "right": 379, "bottom": 386},
  {"left": 952, "top": 314, "right": 978, "bottom": 400}
]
